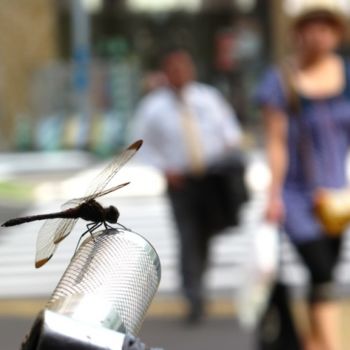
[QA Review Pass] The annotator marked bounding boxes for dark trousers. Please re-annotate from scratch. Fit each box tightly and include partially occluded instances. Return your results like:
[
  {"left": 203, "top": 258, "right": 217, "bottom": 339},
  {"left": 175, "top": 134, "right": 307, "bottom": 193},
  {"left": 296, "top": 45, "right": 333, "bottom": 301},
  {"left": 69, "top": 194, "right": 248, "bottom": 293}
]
[{"left": 167, "top": 178, "right": 212, "bottom": 308}]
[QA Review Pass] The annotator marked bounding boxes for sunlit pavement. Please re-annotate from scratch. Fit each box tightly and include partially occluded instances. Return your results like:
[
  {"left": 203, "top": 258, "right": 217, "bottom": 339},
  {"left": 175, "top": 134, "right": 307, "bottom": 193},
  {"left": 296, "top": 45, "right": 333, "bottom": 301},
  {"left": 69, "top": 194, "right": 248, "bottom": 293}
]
[{"left": 0, "top": 315, "right": 253, "bottom": 350}]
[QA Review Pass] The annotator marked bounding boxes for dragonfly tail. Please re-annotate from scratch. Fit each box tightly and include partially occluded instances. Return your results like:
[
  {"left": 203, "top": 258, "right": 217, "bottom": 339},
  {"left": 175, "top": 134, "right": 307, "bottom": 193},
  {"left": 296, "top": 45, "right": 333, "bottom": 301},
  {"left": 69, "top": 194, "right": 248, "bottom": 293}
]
[{"left": 2, "top": 211, "right": 74, "bottom": 227}]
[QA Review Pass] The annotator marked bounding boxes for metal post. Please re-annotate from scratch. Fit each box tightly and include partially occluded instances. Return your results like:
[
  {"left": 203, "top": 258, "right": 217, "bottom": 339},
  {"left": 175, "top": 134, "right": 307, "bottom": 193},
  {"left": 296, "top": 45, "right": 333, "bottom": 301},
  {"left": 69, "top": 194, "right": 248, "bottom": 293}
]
[
  {"left": 70, "top": 0, "right": 91, "bottom": 148},
  {"left": 269, "top": 0, "right": 290, "bottom": 62}
]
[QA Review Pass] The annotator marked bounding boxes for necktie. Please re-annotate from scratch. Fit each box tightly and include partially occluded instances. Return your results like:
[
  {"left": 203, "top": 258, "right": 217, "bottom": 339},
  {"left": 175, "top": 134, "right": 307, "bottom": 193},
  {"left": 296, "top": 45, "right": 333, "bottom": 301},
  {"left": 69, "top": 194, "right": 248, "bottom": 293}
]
[{"left": 178, "top": 92, "right": 205, "bottom": 175}]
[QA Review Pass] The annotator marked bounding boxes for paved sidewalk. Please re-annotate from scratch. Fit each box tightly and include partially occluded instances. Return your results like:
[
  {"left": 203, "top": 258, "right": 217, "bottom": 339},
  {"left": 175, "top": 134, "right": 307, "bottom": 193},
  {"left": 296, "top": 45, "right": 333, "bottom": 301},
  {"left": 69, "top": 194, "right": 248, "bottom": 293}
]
[
  {"left": 0, "top": 315, "right": 254, "bottom": 350},
  {"left": 1, "top": 297, "right": 350, "bottom": 350},
  {"left": 0, "top": 297, "right": 251, "bottom": 350}
]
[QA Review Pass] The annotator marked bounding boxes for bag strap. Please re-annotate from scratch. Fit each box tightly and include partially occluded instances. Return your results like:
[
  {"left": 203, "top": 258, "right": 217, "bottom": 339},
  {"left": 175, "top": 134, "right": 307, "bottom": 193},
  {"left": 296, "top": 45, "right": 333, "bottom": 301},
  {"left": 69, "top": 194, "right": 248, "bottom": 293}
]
[
  {"left": 342, "top": 57, "right": 350, "bottom": 100},
  {"left": 279, "top": 60, "right": 301, "bottom": 115},
  {"left": 278, "top": 60, "right": 317, "bottom": 187}
]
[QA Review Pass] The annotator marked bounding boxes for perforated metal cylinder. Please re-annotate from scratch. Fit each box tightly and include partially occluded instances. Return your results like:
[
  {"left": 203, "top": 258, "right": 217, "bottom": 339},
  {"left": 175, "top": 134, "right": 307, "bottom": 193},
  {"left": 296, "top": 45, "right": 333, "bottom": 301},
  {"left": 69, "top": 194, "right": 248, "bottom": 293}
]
[{"left": 46, "top": 229, "right": 161, "bottom": 336}]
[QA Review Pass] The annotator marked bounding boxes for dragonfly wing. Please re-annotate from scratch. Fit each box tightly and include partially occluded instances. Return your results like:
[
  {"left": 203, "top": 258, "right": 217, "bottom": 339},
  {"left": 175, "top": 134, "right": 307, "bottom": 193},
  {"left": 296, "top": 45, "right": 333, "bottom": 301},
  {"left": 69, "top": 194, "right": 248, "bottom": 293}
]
[
  {"left": 80, "top": 182, "right": 131, "bottom": 203},
  {"left": 35, "top": 218, "right": 78, "bottom": 268},
  {"left": 59, "top": 141, "right": 141, "bottom": 208},
  {"left": 59, "top": 183, "right": 129, "bottom": 210},
  {"left": 61, "top": 198, "right": 82, "bottom": 210},
  {"left": 53, "top": 218, "right": 78, "bottom": 244},
  {"left": 85, "top": 140, "right": 142, "bottom": 200}
]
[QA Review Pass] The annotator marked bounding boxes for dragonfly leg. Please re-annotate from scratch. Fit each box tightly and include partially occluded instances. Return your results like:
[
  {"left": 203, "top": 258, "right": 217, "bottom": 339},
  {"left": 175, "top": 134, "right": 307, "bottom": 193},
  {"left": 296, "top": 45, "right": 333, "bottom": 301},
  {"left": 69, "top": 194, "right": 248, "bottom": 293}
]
[
  {"left": 115, "top": 222, "right": 133, "bottom": 233},
  {"left": 103, "top": 221, "right": 115, "bottom": 230},
  {"left": 85, "top": 222, "right": 102, "bottom": 243},
  {"left": 73, "top": 222, "right": 102, "bottom": 257}
]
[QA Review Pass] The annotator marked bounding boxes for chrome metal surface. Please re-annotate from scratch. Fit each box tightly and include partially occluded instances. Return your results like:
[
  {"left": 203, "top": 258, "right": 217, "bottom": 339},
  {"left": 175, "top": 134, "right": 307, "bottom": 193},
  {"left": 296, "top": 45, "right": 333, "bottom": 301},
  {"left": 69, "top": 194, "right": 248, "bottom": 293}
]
[
  {"left": 47, "top": 229, "right": 161, "bottom": 336},
  {"left": 21, "top": 309, "right": 126, "bottom": 350}
]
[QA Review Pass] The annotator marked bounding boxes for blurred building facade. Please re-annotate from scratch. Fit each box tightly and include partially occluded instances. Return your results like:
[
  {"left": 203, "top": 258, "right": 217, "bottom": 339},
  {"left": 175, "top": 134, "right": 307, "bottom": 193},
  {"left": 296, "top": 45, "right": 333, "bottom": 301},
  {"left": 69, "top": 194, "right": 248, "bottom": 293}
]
[
  {"left": 0, "top": 0, "right": 348, "bottom": 154},
  {"left": 0, "top": 0, "right": 58, "bottom": 150}
]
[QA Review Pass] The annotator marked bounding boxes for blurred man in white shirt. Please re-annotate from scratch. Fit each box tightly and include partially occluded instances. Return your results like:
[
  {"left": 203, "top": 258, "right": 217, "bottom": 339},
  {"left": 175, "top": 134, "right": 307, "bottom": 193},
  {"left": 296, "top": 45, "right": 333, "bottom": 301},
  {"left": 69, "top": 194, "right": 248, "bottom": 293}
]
[{"left": 133, "top": 48, "right": 243, "bottom": 323}]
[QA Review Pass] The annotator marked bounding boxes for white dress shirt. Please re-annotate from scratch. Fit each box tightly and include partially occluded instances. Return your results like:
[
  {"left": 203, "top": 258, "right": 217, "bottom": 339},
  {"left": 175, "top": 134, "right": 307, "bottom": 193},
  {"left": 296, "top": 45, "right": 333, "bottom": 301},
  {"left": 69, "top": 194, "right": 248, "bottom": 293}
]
[{"left": 132, "top": 82, "right": 242, "bottom": 173}]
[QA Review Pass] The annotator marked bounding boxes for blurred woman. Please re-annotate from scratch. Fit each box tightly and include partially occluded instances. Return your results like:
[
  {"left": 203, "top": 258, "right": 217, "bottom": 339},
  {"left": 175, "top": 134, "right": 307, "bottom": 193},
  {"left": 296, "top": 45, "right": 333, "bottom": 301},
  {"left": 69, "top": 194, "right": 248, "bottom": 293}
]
[{"left": 256, "top": 7, "right": 348, "bottom": 350}]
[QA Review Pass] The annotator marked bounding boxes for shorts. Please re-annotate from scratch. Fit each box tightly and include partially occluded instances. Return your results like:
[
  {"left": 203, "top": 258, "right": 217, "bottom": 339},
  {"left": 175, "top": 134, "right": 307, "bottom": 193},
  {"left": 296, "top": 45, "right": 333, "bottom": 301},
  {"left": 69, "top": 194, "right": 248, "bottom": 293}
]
[{"left": 294, "top": 236, "right": 342, "bottom": 303}]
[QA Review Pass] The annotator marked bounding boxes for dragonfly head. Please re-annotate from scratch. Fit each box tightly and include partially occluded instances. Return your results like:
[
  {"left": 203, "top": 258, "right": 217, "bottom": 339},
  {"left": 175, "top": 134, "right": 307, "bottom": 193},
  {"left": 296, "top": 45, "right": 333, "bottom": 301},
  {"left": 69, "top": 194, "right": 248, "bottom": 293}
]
[{"left": 106, "top": 205, "right": 119, "bottom": 223}]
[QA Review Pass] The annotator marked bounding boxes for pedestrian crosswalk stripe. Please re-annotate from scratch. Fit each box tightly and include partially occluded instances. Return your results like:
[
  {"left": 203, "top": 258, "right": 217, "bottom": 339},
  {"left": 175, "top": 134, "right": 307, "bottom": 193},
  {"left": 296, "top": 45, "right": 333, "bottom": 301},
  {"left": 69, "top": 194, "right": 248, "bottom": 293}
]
[{"left": 1, "top": 192, "right": 350, "bottom": 299}]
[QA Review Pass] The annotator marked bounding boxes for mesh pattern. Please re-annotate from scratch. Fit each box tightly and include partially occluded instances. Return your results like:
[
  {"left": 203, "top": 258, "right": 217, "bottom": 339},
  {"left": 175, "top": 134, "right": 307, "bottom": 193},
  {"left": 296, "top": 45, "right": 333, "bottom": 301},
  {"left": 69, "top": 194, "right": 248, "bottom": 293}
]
[{"left": 47, "top": 229, "right": 161, "bottom": 335}]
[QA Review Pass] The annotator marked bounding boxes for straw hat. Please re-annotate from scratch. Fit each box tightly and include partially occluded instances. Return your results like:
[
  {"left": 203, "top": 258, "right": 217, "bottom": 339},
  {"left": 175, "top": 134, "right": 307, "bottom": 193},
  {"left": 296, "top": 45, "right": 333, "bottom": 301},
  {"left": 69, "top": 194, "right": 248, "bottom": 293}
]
[{"left": 291, "top": 5, "right": 347, "bottom": 34}]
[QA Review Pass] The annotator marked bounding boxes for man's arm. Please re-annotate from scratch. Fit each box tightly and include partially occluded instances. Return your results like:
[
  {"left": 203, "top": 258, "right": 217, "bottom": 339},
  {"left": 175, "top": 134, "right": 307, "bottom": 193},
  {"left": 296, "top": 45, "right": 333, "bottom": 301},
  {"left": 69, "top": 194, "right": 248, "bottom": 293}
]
[{"left": 131, "top": 99, "right": 165, "bottom": 170}]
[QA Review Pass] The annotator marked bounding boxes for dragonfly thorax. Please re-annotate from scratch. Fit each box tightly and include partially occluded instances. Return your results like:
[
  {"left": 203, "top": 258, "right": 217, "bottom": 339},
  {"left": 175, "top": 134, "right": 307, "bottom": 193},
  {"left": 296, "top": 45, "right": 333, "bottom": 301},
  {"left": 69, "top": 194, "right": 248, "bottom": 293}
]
[
  {"left": 77, "top": 200, "right": 119, "bottom": 224},
  {"left": 105, "top": 205, "right": 119, "bottom": 223}
]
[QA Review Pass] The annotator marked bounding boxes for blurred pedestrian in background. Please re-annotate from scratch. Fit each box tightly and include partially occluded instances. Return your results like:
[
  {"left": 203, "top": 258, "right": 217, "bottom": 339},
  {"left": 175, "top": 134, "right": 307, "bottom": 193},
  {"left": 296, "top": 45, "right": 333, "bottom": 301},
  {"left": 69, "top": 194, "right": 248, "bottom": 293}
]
[
  {"left": 256, "top": 5, "right": 348, "bottom": 350},
  {"left": 140, "top": 70, "right": 168, "bottom": 95},
  {"left": 133, "top": 47, "right": 244, "bottom": 323}
]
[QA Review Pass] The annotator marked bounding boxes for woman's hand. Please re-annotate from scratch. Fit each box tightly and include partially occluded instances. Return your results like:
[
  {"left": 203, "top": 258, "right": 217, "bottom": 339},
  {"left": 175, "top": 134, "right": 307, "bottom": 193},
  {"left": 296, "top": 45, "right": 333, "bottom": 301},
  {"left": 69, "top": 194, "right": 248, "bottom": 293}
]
[{"left": 265, "top": 194, "right": 285, "bottom": 223}]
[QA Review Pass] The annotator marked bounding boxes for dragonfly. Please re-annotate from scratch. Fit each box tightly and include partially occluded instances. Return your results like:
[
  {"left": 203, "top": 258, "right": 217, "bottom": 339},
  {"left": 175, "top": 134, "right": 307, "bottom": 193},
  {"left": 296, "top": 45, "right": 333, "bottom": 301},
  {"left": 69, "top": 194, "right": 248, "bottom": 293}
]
[{"left": 2, "top": 139, "right": 143, "bottom": 268}]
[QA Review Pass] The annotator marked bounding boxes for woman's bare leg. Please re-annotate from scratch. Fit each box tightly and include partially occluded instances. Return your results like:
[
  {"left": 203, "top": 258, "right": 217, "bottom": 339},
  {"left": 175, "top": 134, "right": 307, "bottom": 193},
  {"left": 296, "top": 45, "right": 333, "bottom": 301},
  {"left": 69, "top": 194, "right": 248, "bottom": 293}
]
[{"left": 308, "top": 301, "right": 341, "bottom": 350}]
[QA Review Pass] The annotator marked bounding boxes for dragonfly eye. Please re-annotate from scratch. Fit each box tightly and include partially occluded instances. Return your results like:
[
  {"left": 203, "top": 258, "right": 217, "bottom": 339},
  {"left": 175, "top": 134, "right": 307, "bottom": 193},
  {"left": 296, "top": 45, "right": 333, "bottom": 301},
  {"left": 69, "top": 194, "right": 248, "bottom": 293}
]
[{"left": 106, "top": 206, "right": 119, "bottom": 223}]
